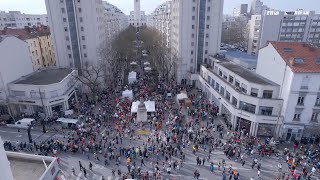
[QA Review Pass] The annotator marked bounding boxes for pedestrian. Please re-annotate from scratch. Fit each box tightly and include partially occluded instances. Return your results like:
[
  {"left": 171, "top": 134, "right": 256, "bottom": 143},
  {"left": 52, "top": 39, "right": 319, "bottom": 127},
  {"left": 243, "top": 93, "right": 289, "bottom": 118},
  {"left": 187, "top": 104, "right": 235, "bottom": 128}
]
[
  {"left": 242, "top": 160, "right": 245, "bottom": 166},
  {"left": 257, "top": 170, "right": 260, "bottom": 177},
  {"left": 71, "top": 166, "right": 75, "bottom": 176},
  {"left": 83, "top": 168, "right": 87, "bottom": 178},
  {"left": 79, "top": 161, "right": 83, "bottom": 171}
]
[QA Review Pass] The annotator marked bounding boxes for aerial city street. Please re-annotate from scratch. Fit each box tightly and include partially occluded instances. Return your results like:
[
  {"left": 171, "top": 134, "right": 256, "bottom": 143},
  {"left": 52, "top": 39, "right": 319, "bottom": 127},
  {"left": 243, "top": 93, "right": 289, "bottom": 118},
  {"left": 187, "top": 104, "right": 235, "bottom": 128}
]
[{"left": 0, "top": 0, "right": 320, "bottom": 180}]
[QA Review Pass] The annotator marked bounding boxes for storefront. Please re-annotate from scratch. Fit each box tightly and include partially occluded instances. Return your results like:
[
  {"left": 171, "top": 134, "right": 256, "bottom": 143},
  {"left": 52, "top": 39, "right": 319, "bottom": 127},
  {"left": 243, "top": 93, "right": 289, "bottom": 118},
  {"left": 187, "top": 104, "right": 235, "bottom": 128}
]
[
  {"left": 257, "top": 123, "right": 276, "bottom": 137},
  {"left": 237, "top": 117, "right": 251, "bottom": 134},
  {"left": 283, "top": 124, "right": 304, "bottom": 142}
]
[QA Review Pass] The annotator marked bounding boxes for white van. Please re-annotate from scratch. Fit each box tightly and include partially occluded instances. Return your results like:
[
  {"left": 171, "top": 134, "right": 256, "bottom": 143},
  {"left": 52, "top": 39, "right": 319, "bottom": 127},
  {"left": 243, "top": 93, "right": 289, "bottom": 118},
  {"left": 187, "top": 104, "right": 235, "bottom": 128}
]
[{"left": 7, "top": 118, "right": 35, "bottom": 129}]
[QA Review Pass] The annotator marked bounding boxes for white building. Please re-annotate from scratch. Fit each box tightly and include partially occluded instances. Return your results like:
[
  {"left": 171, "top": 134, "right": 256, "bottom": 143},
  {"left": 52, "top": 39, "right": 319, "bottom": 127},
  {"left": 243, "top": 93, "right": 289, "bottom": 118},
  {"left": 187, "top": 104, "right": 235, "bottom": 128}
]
[
  {"left": 8, "top": 68, "right": 79, "bottom": 117},
  {"left": 247, "top": 15, "right": 262, "bottom": 55},
  {"left": 148, "top": 1, "right": 172, "bottom": 48},
  {"left": 128, "top": 11, "right": 147, "bottom": 27},
  {"left": 103, "top": 1, "right": 129, "bottom": 42},
  {"left": 195, "top": 55, "right": 283, "bottom": 136},
  {"left": 250, "top": 0, "right": 268, "bottom": 15},
  {"left": 0, "top": 36, "right": 34, "bottom": 117},
  {"left": 170, "top": 0, "right": 223, "bottom": 84},
  {"left": 45, "top": 0, "right": 112, "bottom": 73},
  {"left": 248, "top": 10, "right": 320, "bottom": 55},
  {"left": 0, "top": 11, "right": 48, "bottom": 30},
  {"left": 233, "top": 4, "right": 248, "bottom": 17},
  {"left": 257, "top": 42, "right": 320, "bottom": 141}
]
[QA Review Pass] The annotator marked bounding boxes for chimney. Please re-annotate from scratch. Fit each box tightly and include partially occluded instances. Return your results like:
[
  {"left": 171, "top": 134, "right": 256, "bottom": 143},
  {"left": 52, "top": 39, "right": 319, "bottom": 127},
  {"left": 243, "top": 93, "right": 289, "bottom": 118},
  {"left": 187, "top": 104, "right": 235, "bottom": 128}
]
[{"left": 289, "top": 58, "right": 295, "bottom": 66}]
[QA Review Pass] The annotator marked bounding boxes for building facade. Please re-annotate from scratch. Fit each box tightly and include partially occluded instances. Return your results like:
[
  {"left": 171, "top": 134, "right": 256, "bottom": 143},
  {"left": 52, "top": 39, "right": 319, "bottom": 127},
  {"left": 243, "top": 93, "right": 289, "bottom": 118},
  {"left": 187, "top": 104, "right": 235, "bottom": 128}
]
[
  {"left": 0, "top": 27, "right": 56, "bottom": 70},
  {"left": 46, "top": 0, "right": 109, "bottom": 72},
  {"left": 103, "top": 1, "right": 129, "bottom": 42},
  {"left": 170, "top": 0, "right": 223, "bottom": 84},
  {"left": 0, "top": 36, "right": 34, "bottom": 117},
  {"left": 128, "top": 11, "right": 147, "bottom": 27},
  {"left": 248, "top": 10, "right": 320, "bottom": 55},
  {"left": 257, "top": 42, "right": 320, "bottom": 141},
  {"left": 8, "top": 68, "right": 78, "bottom": 117},
  {"left": 148, "top": 1, "right": 172, "bottom": 48},
  {"left": 233, "top": 4, "right": 248, "bottom": 17},
  {"left": 195, "top": 55, "right": 283, "bottom": 136},
  {"left": 0, "top": 11, "right": 48, "bottom": 30},
  {"left": 250, "top": 0, "right": 268, "bottom": 15},
  {"left": 247, "top": 15, "right": 262, "bottom": 55}
]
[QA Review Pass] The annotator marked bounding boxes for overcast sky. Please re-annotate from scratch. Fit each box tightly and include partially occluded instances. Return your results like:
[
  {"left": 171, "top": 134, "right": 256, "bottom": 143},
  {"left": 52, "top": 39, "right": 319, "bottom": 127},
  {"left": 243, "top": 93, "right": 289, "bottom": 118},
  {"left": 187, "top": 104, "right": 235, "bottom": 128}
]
[{"left": 0, "top": 0, "right": 319, "bottom": 15}]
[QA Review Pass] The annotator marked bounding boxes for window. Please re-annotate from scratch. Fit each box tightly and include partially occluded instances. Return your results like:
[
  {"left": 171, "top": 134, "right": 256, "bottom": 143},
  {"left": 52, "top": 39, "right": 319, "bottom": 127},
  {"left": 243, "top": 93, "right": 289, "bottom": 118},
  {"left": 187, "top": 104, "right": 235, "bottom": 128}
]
[
  {"left": 66, "top": 36, "right": 69, "bottom": 41},
  {"left": 68, "top": 54, "right": 72, "bottom": 58},
  {"left": 235, "top": 79, "right": 240, "bottom": 87},
  {"left": 83, "top": 45, "right": 86, "bottom": 49},
  {"left": 192, "top": 7, "right": 196, "bottom": 12},
  {"left": 82, "top": 36, "right": 85, "bottom": 40},
  {"left": 63, "top": 18, "right": 66, "bottom": 22},
  {"left": 191, "top": 33, "right": 194, "bottom": 38},
  {"left": 226, "top": 91, "right": 231, "bottom": 101},
  {"left": 78, "top": 8, "right": 82, "bottom": 13},
  {"left": 206, "top": 25, "right": 209, "bottom": 29},
  {"left": 241, "top": 83, "right": 247, "bottom": 93},
  {"left": 67, "top": 45, "right": 70, "bottom": 50},
  {"left": 232, "top": 96, "right": 238, "bottom": 107},
  {"left": 84, "top": 53, "right": 87, "bottom": 58},
  {"left": 259, "top": 106, "right": 273, "bottom": 116},
  {"left": 190, "top": 66, "right": 193, "bottom": 72},
  {"left": 293, "top": 113, "right": 301, "bottom": 121},
  {"left": 81, "top": 26, "right": 84, "bottom": 31},
  {"left": 192, "top": 16, "right": 195, "bottom": 20},
  {"left": 207, "top": 16, "right": 210, "bottom": 20},
  {"left": 251, "top": 88, "right": 258, "bottom": 97},
  {"left": 192, "top": 25, "right": 195, "bottom": 29},
  {"left": 311, "top": 112, "right": 319, "bottom": 122},
  {"left": 79, "top": 17, "right": 83, "bottom": 22},
  {"left": 229, "top": 76, "right": 233, "bottom": 84},
  {"left": 315, "top": 96, "right": 320, "bottom": 106},
  {"left": 240, "top": 101, "right": 256, "bottom": 114},
  {"left": 191, "top": 50, "right": 194, "bottom": 55},
  {"left": 301, "top": 76, "right": 310, "bottom": 89},
  {"left": 12, "top": 90, "right": 25, "bottom": 97},
  {"left": 206, "top": 33, "right": 209, "bottom": 38},
  {"left": 205, "top": 42, "right": 208, "bottom": 46},
  {"left": 60, "top": 0, "right": 63, "bottom": 2},
  {"left": 297, "top": 96, "right": 304, "bottom": 105},
  {"left": 215, "top": 82, "right": 220, "bottom": 91},
  {"left": 64, "top": 27, "right": 68, "bottom": 32},
  {"left": 61, "top": 8, "right": 65, "bottom": 13},
  {"left": 191, "top": 42, "right": 194, "bottom": 46},
  {"left": 207, "top": 7, "right": 210, "bottom": 11},
  {"left": 205, "top": 50, "right": 208, "bottom": 54},
  {"left": 190, "top": 58, "right": 193, "bottom": 63},
  {"left": 262, "top": 90, "right": 273, "bottom": 99},
  {"left": 218, "top": 70, "right": 222, "bottom": 76}
]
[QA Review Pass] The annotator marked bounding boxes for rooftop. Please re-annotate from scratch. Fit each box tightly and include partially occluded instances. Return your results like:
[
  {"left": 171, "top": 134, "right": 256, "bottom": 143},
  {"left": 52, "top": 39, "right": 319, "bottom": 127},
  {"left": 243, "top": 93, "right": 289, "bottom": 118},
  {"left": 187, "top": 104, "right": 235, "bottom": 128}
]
[
  {"left": 0, "top": 26, "right": 50, "bottom": 40},
  {"left": 14, "top": 68, "right": 73, "bottom": 85},
  {"left": 219, "top": 62, "right": 277, "bottom": 85},
  {"left": 271, "top": 42, "right": 320, "bottom": 73},
  {"left": 8, "top": 156, "right": 48, "bottom": 180}
]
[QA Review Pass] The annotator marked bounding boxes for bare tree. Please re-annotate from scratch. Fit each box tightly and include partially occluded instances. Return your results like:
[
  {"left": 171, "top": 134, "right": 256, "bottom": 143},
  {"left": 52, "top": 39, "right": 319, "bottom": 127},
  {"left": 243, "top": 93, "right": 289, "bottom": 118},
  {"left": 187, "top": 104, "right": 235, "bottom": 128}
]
[{"left": 222, "top": 17, "right": 249, "bottom": 48}]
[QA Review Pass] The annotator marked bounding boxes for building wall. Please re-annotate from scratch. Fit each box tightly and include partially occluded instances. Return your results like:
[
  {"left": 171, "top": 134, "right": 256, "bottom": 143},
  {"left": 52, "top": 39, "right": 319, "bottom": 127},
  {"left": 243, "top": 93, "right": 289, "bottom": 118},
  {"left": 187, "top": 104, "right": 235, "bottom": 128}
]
[
  {"left": 247, "top": 15, "right": 261, "bottom": 55},
  {"left": 26, "top": 35, "right": 56, "bottom": 70},
  {"left": 46, "top": 0, "right": 110, "bottom": 73},
  {"left": 170, "top": 0, "right": 223, "bottom": 84},
  {"left": 0, "top": 11, "right": 48, "bottom": 30},
  {"left": 256, "top": 43, "right": 320, "bottom": 139},
  {"left": 0, "top": 36, "right": 34, "bottom": 102}
]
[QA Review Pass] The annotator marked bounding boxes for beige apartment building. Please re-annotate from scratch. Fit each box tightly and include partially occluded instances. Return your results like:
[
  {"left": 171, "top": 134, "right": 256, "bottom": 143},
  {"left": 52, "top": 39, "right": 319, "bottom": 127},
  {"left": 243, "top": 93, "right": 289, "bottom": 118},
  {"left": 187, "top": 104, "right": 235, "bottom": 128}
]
[{"left": 0, "top": 26, "right": 55, "bottom": 70}]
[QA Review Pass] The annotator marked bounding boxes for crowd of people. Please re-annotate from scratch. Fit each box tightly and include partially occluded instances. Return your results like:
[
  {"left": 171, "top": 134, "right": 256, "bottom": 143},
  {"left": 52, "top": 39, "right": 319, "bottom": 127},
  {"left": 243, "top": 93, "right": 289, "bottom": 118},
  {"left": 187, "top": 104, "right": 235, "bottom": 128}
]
[{"left": 3, "top": 60, "right": 320, "bottom": 180}]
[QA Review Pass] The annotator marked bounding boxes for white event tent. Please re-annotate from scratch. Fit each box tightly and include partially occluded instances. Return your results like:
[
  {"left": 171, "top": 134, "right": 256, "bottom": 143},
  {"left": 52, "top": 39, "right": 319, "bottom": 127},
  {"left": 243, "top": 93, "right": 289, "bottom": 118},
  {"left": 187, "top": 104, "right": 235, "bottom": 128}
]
[
  {"left": 122, "top": 89, "right": 133, "bottom": 100},
  {"left": 128, "top": 71, "right": 137, "bottom": 84},
  {"left": 131, "top": 100, "right": 156, "bottom": 114}
]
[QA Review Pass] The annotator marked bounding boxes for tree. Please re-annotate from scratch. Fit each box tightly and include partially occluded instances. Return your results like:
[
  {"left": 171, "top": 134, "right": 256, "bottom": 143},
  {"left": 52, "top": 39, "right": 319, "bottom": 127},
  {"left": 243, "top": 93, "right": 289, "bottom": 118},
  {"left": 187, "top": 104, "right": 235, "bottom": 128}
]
[
  {"left": 139, "top": 28, "right": 175, "bottom": 82},
  {"left": 222, "top": 17, "right": 249, "bottom": 48}
]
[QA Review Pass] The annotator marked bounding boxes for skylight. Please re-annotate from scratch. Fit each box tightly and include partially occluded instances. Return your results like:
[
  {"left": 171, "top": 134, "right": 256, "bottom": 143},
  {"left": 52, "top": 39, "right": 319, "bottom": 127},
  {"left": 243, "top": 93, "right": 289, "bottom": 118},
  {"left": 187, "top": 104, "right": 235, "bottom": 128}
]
[
  {"left": 316, "top": 57, "right": 320, "bottom": 64},
  {"left": 294, "top": 58, "right": 304, "bottom": 64},
  {"left": 283, "top": 48, "right": 292, "bottom": 52}
]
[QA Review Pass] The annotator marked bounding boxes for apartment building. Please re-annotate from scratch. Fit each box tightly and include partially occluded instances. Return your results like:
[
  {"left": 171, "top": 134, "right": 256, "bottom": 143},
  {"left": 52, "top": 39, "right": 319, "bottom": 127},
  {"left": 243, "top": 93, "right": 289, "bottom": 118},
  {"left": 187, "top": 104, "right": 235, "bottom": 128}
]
[
  {"left": 0, "top": 36, "right": 34, "bottom": 117},
  {"left": 128, "top": 11, "right": 147, "bottom": 27},
  {"left": 0, "top": 11, "right": 48, "bottom": 30},
  {"left": 250, "top": 0, "right": 268, "bottom": 15},
  {"left": 257, "top": 42, "right": 320, "bottom": 141},
  {"left": 148, "top": 1, "right": 172, "bottom": 48},
  {"left": 248, "top": 10, "right": 320, "bottom": 55},
  {"left": 46, "top": 0, "right": 109, "bottom": 73},
  {"left": 233, "top": 4, "right": 248, "bottom": 17},
  {"left": 195, "top": 55, "right": 283, "bottom": 137},
  {"left": 0, "top": 27, "right": 56, "bottom": 70},
  {"left": 103, "top": 2, "right": 129, "bottom": 42},
  {"left": 171, "top": 0, "right": 223, "bottom": 84}
]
